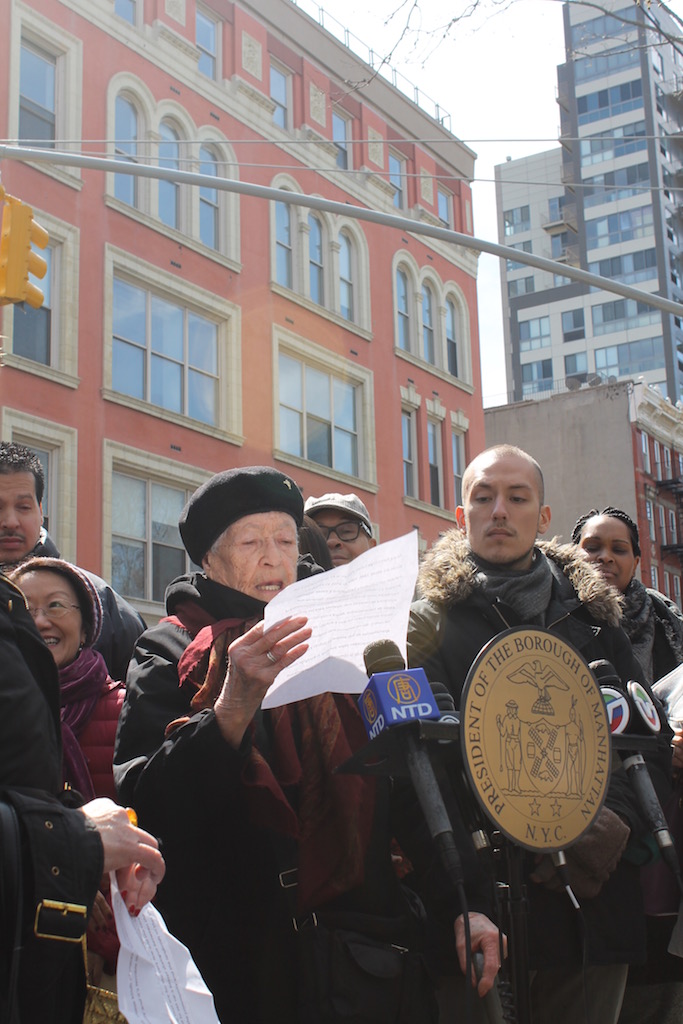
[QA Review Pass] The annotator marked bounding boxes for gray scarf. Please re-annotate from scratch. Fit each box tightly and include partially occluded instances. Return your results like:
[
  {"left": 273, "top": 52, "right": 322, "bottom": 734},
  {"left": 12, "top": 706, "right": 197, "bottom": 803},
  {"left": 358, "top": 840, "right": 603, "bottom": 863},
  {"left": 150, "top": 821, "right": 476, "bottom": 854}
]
[{"left": 471, "top": 548, "right": 553, "bottom": 625}]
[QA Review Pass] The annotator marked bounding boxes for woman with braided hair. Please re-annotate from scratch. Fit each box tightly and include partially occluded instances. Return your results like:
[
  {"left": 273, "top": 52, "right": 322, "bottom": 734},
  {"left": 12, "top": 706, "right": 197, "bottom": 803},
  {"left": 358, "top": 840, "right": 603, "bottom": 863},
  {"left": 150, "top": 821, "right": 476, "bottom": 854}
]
[
  {"left": 572, "top": 506, "right": 683, "bottom": 686},
  {"left": 573, "top": 506, "right": 683, "bottom": 1024}
]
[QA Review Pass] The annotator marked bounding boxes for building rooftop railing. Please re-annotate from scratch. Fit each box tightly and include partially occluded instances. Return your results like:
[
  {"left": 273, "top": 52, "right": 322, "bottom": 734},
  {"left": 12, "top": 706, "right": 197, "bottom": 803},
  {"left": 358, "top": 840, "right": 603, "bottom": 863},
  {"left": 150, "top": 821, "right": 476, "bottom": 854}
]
[{"left": 288, "top": 0, "right": 452, "bottom": 129}]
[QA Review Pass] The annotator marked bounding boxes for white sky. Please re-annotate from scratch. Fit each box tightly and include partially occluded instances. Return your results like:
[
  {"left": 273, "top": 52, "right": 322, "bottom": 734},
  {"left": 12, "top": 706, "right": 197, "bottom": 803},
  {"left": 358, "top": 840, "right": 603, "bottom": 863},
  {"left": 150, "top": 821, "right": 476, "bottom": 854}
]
[{"left": 316, "top": 0, "right": 682, "bottom": 405}]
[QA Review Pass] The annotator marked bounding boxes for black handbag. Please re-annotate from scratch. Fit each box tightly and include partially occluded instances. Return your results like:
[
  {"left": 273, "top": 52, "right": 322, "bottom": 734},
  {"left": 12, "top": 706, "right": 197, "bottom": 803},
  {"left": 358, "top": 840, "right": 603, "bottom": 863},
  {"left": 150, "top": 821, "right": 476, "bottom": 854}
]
[{"left": 0, "top": 800, "right": 23, "bottom": 1024}]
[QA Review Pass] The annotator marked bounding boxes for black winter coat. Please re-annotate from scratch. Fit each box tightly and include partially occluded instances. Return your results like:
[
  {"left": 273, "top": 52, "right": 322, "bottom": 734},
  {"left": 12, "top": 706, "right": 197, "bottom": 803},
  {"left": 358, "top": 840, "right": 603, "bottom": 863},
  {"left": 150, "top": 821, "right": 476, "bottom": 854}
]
[
  {"left": 0, "top": 575, "right": 103, "bottom": 1024},
  {"left": 407, "top": 535, "right": 673, "bottom": 971},
  {"left": 114, "top": 572, "right": 472, "bottom": 1023}
]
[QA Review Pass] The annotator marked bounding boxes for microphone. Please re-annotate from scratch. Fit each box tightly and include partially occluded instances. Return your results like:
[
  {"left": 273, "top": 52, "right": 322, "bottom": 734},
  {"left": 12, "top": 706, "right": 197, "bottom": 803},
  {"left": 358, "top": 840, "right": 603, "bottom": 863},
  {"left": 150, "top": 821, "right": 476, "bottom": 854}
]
[
  {"left": 361, "top": 640, "right": 465, "bottom": 886},
  {"left": 428, "top": 680, "right": 492, "bottom": 858},
  {"left": 591, "top": 660, "right": 680, "bottom": 884}
]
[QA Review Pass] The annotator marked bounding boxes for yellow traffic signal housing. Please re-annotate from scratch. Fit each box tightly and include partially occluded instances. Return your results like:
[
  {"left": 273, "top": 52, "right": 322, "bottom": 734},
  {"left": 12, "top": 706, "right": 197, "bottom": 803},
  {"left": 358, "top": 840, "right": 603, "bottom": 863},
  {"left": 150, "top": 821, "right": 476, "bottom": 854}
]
[{"left": 0, "top": 196, "right": 49, "bottom": 309}]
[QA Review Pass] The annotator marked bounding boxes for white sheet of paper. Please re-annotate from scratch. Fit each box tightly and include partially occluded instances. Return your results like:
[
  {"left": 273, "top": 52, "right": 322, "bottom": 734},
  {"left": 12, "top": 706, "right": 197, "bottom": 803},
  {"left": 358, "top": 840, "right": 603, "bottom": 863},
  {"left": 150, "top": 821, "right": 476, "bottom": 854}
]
[
  {"left": 262, "top": 530, "right": 418, "bottom": 708},
  {"left": 112, "top": 875, "right": 221, "bottom": 1024}
]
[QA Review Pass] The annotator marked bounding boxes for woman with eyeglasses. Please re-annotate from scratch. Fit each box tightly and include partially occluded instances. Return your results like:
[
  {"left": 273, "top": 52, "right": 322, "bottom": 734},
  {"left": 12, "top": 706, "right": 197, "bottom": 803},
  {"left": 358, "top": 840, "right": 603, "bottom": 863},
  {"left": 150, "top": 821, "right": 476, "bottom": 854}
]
[{"left": 10, "top": 556, "right": 124, "bottom": 990}]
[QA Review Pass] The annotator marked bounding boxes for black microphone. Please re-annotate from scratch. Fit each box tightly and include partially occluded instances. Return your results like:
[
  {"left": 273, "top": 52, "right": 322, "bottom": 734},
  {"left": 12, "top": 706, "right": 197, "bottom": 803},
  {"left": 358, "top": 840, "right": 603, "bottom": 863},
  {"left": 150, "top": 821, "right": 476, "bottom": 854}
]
[
  {"left": 591, "top": 660, "right": 680, "bottom": 885},
  {"left": 427, "top": 680, "right": 493, "bottom": 858},
  {"left": 362, "top": 641, "right": 465, "bottom": 887}
]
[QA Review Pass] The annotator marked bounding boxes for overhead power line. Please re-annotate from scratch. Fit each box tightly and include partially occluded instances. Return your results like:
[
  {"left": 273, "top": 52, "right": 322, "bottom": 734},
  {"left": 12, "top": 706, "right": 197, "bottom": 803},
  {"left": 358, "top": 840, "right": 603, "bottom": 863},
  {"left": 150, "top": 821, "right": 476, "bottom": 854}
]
[{"left": 1, "top": 143, "right": 682, "bottom": 320}]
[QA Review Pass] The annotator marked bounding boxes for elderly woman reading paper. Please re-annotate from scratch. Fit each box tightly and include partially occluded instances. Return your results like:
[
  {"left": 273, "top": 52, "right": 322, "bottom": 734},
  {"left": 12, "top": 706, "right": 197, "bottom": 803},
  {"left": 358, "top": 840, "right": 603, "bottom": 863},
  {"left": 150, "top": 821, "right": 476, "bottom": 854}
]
[{"left": 113, "top": 466, "right": 500, "bottom": 1024}]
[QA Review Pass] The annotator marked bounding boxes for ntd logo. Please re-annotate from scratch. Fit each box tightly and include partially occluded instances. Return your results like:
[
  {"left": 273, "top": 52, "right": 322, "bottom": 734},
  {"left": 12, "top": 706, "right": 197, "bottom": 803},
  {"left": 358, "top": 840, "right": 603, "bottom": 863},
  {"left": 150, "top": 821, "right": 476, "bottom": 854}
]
[
  {"left": 362, "top": 689, "right": 379, "bottom": 724},
  {"left": 387, "top": 672, "right": 421, "bottom": 704}
]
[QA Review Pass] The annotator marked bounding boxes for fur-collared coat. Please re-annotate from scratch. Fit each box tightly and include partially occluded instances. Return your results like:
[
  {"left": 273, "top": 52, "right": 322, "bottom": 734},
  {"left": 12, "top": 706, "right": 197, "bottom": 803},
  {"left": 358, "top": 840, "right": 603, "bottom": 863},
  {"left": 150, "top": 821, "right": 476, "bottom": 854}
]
[{"left": 408, "top": 534, "right": 672, "bottom": 971}]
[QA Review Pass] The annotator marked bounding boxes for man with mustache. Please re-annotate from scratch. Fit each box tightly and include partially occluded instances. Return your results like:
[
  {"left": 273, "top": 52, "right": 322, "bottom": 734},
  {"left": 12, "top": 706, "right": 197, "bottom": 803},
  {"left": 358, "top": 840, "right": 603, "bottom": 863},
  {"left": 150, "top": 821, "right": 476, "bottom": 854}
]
[
  {"left": 407, "top": 444, "right": 672, "bottom": 1024},
  {"left": 0, "top": 441, "right": 145, "bottom": 680}
]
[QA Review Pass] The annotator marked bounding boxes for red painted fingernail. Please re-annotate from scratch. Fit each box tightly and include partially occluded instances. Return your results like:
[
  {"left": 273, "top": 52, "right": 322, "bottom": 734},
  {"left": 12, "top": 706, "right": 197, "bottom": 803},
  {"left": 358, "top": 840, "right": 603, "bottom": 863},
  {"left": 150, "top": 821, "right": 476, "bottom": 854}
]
[
  {"left": 128, "top": 905, "right": 136, "bottom": 916},
  {"left": 134, "top": 908, "right": 141, "bottom": 917},
  {"left": 120, "top": 891, "right": 128, "bottom": 900}
]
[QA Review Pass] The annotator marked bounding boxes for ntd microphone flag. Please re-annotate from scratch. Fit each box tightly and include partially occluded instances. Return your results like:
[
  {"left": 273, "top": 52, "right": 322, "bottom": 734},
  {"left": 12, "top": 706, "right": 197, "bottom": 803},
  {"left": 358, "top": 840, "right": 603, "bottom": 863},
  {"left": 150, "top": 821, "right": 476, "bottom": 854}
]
[{"left": 358, "top": 667, "right": 439, "bottom": 740}]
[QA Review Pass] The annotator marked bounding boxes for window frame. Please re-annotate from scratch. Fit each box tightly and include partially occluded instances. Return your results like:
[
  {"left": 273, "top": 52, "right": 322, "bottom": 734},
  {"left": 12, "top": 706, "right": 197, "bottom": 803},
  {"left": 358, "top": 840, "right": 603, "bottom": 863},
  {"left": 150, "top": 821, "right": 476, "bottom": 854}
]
[
  {"left": 3, "top": 210, "right": 80, "bottom": 386},
  {"left": 270, "top": 61, "right": 291, "bottom": 130},
  {"left": 273, "top": 326, "right": 377, "bottom": 487},
  {"left": 102, "top": 441, "right": 210, "bottom": 619},
  {"left": 388, "top": 151, "right": 406, "bottom": 210},
  {"left": 427, "top": 419, "right": 443, "bottom": 508},
  {"left": 10, "top": 13, "right": 83, "bottom": 189},
  {"left": 1, "top": 408, "right": 78, "bottom": 561},
  {"left": 402, "top": 408, "right": 418, "bottom": 499},
  {"left": 332, "top": 111, "right": 351, "bottom": 170},
  {"left": 196, "top": 6, "right": 219, "bottom": 80},
  {"left": 103, "top": 244, "right": 242, "bottom": 441}
]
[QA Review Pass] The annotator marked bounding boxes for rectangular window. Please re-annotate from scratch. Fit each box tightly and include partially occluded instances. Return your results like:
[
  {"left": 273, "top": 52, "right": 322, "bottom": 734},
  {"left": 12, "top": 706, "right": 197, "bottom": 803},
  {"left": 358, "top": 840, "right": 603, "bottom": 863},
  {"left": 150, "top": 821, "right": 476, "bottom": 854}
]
[
  {"left": 332, "top": 112, "right": 350, "bottom": 170},
  {"left": 669, "top": 509, "right": 677, "bottom": 544},
  {"left": 675, "top": 575, "right": 681, "bottom": 608},
  {"left": 12, "top": 244, "right": 53, "bottom": 364},
  {"left": 452, "top": 432, "right": 465, "bottom": 507},
  {"left": 577, "top": 78, "right": 643, "bottom": 126},
  {"left": 642, "top": 433, "right": 651, "bottom": 474},
  {"left": 270, "top": 63, "right": 289, "bottom": 129},
  {"left": 595, "top": 337, "right": 665, "bottom": 378},
  {"left": 522, "top": 358, "right": 553, "bottom": 397},
  {"left": 664, "top": 572, "right": 671, "bottom": 598},
  {"left": 519, "top": 316, "right": 551, "bottom": 352},
  {"left": 506, "top": 240, "right": 532, "bottom": 273},
  {"left": 19, "top": 41, "right": 55, "bottom": 146},
  {"left": 586, "top": 206, "right": 654, "bottom": 250},
  {"left": 389, "top": 152, "right": 405, "bottom": 210},
  {"left": 565, "top": 351, "right": 587, "bottom": 379},
  {"left": 651, "top": 565, "right": 659, "bottom": 590},
  {"left": 437, "top": 189, "right": 452, "bottom": 227},
  {"left": 278, "top": 352, "right": 359, "bottom": 476},
  {"left": 646, "top": 498, "right": 655, "bottom": 539},
  {"left": 591, "top": 298, "right": 659, "bottom": 336},
  {"left": 562, "top": 308, "right": 585, "bottom": 342},
  {"left": 654, "top": 440, "right": 662, "bottom": 480},
  {"left": 508, "top": 277, "right": 535, "bottom": 298},
  {"left": 402, "top": 410, "right": 416, "bottom": 498},
  {"left": 427, "top": 420, "right": 442, "bottom": 507},
  {"left": 659, "top": 503, "right": 666, "bottom": 541},
  {"left": 115, "top": 0, "right": 136, "bottom": 24},
  {"left": 111, "top": 473, "right": 190, "bottom": 602},
  {"left": 196, "top": 9, "right": 218, "bottom": 79},
  {"left": 29, "top": 445, "right": 52, "bottom": 532},
  {"left": 503, "top": 205, "right": 530, "bottom": 235},
  {"left": 580, "top": 120, "right": 647, "bottom": 167},
  {"left": 112, "top": 277, "right": 218, "bottom": 425}
]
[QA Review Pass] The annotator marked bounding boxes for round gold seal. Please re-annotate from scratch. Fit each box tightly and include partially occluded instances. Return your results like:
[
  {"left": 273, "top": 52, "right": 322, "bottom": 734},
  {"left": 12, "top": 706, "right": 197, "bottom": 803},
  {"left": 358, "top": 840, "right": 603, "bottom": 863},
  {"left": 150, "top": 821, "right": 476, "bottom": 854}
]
[{"left": 461, "top": 627, "right": 611, "bottom": 851}]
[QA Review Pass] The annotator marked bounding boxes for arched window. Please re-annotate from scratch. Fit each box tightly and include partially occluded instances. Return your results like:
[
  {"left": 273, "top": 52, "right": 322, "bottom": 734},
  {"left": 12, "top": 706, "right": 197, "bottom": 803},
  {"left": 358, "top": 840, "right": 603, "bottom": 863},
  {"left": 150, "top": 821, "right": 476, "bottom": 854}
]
[
  {"left": 339, "top": 231, "right": 354, "bottom": 321},
  {"left": 446, "top": 299, "right": 458, "bottom": 376},
  {"left": 396, "top": 268, "right": 410, "bottom": 351},
  {"left": 422, "top": 284, "right": 435, "bottom": 364},
  {"left": 308, "top": 214, "right": 324, "bottom": 305},
  {"left": 158, "top": 121, "right": 179, "bottom": 228},
  {"left": 199, "top": 145, "right": 219, "bottom": 250},
  {"left": 275, "top": 202, "right": 292, "bottom": 288},
  {"left": 115, "top": 96, "right": 138, "bottom": 206}
]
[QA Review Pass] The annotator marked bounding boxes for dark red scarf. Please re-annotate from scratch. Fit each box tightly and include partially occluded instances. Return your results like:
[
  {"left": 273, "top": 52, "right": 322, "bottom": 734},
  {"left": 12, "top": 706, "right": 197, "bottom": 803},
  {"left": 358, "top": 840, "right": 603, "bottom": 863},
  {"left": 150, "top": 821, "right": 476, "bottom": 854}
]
[{"left": 165, "top": 605, "right": 376, "bottom": 911}]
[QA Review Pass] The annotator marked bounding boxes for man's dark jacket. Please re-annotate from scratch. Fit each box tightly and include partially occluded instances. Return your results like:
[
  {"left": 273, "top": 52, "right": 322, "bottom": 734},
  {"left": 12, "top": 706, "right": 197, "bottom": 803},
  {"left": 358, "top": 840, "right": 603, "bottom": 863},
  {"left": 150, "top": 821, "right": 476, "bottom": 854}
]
[
  {"left": 408, "top": 534, "right": 673, "bottom": 970},
  {"left": 0, "top": 575, "right": 102, "bottom": 1023},
  {"left": 29, "top": 528, "right": 146, "bottom": 680}
]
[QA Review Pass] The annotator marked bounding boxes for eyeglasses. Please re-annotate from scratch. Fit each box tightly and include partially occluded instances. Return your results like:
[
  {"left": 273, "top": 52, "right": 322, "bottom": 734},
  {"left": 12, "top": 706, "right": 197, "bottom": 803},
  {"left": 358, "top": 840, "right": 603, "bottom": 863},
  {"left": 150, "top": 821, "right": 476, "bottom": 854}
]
[
  {"left": 318, "top": 521, "right": 370, "bottom": 542},
  {"left": 27, "top": 600, "right": 80, "bottom": 622}
]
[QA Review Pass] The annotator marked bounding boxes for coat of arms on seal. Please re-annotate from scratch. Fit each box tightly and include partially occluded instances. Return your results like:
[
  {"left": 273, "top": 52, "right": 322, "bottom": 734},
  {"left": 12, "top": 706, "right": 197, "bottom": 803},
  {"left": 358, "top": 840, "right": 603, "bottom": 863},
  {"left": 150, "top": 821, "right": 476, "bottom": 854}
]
[{"left": 461, "top": 627, "right": 611, "bottom": 851}]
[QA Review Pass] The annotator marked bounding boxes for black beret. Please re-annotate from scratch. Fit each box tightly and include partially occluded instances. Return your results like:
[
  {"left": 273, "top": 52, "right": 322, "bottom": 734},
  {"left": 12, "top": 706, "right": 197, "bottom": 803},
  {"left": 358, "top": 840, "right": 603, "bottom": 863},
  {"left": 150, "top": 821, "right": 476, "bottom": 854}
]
[{"left": 179, "top": 466, "right": 304, "bottom": 565}]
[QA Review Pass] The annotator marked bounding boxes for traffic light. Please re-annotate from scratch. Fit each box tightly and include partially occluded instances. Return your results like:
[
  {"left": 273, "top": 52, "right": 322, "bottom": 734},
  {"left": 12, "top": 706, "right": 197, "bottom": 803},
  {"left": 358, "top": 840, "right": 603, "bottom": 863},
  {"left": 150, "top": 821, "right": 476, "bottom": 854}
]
[{"left": 0, "top": 194, "right": 49, "bottom": 309}]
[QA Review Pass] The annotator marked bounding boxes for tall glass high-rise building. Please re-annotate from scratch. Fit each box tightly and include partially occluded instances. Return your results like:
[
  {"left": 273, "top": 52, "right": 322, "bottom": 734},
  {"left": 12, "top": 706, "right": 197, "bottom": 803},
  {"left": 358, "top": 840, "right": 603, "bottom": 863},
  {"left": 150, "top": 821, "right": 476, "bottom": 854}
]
[{"left": 495, "top": 0, "right": 683, "bottom": 402}]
